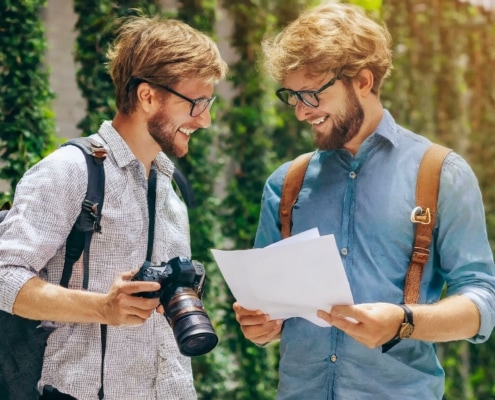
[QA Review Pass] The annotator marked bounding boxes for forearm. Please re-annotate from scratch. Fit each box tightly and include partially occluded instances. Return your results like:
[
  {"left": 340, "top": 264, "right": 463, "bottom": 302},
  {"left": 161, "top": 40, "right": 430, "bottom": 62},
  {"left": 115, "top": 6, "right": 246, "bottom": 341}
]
[
  {"left": 13, "top": 277, "right": 106, "bottom": 324},
  {"left": 408, "top": 295, "right": 480, "bottom": 342}
]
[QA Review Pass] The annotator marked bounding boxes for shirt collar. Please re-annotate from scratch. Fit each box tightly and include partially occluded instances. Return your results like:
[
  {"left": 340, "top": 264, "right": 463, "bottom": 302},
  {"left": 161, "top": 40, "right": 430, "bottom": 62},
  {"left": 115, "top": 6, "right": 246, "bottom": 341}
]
[
  {"left": 97, "top": 121, "right": 175, "bottom": 178},
  {"left": 372, "top": 109, "right": 400, "bottom": 148}
]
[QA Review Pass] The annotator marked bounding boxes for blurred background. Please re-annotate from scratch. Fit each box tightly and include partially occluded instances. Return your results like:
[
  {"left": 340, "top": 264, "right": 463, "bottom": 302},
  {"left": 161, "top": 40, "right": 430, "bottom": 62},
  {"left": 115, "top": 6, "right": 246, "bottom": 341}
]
[{"left": 1, "top": 0, "right": 494, "bottom": 398}]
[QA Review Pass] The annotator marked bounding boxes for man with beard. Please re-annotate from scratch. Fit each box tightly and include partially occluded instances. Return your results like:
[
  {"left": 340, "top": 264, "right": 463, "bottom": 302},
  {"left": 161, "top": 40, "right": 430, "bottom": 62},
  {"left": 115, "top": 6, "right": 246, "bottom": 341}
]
[
  {"left": 233, "top": 3, "right": 495, "bottom": 399},
  {"left": 0, "top": 15, "right": 227, "bottom": 399}
]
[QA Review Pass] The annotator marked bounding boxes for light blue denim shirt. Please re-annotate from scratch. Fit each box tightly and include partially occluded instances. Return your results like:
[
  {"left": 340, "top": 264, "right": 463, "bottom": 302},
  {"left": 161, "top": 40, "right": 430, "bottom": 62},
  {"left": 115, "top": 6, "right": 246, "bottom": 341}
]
[{"left": 254, "top": 110, "right": 495, "bottom": 400}]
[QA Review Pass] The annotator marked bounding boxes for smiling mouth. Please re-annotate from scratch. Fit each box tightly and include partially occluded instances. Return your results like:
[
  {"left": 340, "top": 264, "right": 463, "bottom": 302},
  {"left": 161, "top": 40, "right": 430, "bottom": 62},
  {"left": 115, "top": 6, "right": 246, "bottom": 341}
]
[
  {"left": 178, "top": 128, "right": 195, "bottom": 137},
  {"left": 308, "top": 115, "right": 329, "bottom": 126}
]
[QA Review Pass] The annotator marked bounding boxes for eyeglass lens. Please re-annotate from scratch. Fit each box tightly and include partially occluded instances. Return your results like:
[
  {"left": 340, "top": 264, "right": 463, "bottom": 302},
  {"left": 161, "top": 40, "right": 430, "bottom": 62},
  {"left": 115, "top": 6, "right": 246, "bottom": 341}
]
[
  {"left": 191, "top": 97, "right": 215, "bottom": 117},
  {"left": 276, "top": 76, "right": 340, "bottom": 108},
  {"left": 279, "top": 91, "right": 319, "bottom": 107}
]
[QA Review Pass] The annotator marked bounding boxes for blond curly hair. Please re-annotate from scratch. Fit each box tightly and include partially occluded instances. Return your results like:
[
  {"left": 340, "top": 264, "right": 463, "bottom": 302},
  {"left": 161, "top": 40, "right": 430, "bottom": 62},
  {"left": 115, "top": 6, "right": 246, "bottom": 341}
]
[{"left": 262, "top": 2, "right": 392, "bottom": 95}]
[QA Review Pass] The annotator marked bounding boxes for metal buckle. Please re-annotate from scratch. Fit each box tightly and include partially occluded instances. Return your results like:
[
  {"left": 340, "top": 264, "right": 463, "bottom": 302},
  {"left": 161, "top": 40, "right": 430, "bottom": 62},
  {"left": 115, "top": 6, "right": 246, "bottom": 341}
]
[
  {"left": 410, "top": 206, "right": 431, "bottom": 225},
  {"left": 90, "top": 144, "right": 107, "bottom": 159}
]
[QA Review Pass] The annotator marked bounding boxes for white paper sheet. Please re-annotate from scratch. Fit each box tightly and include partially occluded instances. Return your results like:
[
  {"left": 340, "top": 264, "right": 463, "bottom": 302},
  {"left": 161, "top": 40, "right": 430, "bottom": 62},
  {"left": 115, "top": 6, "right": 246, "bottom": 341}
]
[{"left": 211, "top": 229, "right": 354, "bottom": 327}]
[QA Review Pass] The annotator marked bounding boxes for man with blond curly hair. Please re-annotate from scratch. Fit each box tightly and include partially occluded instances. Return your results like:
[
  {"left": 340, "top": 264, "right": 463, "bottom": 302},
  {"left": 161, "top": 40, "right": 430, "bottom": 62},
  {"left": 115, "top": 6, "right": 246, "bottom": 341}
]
[
  {"left": 233, "top": 3, "right": 495, "bottom": 399},
  {"left": 0, "top": 15, "right": 227, "bottom": 400}
]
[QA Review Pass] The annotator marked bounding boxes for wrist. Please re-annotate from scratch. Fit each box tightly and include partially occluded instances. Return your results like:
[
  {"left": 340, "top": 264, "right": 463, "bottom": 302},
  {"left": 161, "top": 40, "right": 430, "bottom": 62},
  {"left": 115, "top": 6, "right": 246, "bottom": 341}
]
[
  {"left": 397, "top": 304, "right": 415, "bottom": 339},
  {"left": 381, "top": 304, "right": 415, "bottom": 353}
]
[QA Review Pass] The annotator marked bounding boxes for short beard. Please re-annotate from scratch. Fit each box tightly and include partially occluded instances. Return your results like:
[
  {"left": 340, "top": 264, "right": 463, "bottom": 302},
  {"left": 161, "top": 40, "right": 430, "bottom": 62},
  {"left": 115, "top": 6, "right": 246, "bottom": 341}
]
[
  {"left": 314, "top": 82, "right": 365, "bottom": 151},
  {"left": 147, "top": 108, "right": 180, "bottom": 157}
]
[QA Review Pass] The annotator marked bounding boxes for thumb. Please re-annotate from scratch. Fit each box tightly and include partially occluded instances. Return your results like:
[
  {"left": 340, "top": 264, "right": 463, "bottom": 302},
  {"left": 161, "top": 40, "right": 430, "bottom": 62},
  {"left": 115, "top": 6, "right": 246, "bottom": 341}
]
[{"left": 120, "top": 268, "right": 139, "bottom": 281}]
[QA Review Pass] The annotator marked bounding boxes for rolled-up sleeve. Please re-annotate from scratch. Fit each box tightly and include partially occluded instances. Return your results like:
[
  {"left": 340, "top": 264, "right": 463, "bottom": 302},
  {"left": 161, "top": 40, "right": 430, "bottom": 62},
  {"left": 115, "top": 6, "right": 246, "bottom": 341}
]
[
  {"left": 0, "top": 267, "right": 36, "bottom": 313},
  {"left": 437, "top": 152, "right": 495, "bottom": 343},
  {"left": 0, "top": 146, "right": 86, "bottom": 314}
]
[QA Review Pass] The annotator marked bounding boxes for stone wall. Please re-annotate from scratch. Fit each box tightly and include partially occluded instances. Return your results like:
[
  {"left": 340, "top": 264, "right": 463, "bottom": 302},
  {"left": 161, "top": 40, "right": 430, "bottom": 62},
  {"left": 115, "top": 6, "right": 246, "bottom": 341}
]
[{"left": 45, "top": 0, "right": 84, "bottom": 139}]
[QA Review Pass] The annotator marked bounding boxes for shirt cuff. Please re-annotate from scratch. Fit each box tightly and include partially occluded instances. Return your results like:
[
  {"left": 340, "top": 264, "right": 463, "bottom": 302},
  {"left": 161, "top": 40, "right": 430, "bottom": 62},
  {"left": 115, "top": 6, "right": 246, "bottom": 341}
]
[
  {"left": 461, "top": 289, "right": 495, "bottom": 343},
  {"left": 0, "top": 266, "right": 37, "bottom": 313}
]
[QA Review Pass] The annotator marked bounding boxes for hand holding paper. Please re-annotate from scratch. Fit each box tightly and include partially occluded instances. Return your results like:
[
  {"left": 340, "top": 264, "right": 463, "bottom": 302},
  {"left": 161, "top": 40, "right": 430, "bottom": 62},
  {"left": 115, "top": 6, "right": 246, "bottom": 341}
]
[{"left": 211, "top": 229, "right": 354, "bottom": 327}]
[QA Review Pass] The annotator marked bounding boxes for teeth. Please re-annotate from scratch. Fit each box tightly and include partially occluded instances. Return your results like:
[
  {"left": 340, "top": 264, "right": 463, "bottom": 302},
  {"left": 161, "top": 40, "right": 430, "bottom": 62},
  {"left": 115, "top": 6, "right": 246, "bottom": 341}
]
[
  {"left": 179, "top": 128, "right": 194, "bottom": 136},
  {"left": 309, "top": 116, "right": 326, "bottom": 125}
]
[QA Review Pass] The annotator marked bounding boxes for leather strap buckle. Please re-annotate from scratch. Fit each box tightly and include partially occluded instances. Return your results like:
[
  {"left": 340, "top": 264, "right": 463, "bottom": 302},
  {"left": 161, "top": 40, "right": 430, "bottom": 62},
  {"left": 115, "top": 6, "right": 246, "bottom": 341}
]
[{"left": 410, "top": 206, "right": 431, "bottom": 225}]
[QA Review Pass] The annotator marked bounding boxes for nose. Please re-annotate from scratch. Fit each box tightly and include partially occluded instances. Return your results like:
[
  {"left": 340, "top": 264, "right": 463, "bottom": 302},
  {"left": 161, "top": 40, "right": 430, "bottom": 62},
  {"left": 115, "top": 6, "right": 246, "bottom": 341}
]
[
  {"left": 196, "top": 109, "right": 212, "bottom": 128},
  {"left": 294, "top": 100, "right": 311, "bottom": 121}
]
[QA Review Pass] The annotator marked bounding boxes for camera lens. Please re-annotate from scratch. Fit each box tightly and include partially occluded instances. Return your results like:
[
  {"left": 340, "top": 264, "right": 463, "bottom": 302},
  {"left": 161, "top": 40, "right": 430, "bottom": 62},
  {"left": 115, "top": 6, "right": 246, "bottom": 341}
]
[
  {"left": 173, "top": 313, "right": 218, "bottom": 357},
  {"left": 163, "top": 287, "right": 218, "bottom": 357}
]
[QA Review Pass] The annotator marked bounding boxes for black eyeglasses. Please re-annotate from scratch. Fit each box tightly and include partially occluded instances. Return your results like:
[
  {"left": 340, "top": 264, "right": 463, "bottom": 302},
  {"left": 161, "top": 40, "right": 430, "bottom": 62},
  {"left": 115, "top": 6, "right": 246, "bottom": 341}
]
[
  {"left": 131, "top": 77, "right": 216, "bottom": 117},
  {"left": 276, "top": 75, "right": 341, "bottom": 108}
]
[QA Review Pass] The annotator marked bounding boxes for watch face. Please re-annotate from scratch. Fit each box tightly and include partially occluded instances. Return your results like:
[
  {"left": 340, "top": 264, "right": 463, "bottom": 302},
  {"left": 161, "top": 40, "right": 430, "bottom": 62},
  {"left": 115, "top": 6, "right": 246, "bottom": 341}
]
[{"left": 399, "top": 323, "right": 414, "bottom": 339}]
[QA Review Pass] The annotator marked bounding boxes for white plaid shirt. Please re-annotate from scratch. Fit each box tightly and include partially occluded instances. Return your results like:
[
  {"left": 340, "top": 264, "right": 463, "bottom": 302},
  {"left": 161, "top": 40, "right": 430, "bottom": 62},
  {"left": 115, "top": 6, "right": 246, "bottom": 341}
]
[{"left": 0, "top": 121, "right": 197, "bottom": 399}]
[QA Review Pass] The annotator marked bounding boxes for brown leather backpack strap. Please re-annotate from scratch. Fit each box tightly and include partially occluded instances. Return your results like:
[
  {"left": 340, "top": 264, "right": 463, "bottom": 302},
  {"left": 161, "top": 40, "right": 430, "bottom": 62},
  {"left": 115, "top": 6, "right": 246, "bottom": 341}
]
[
  {"left": 279, "top": 152, "right": 314, "bottom": 239},
  {"left": 404, "top": 144, "right": 452, "bottom": 304}
]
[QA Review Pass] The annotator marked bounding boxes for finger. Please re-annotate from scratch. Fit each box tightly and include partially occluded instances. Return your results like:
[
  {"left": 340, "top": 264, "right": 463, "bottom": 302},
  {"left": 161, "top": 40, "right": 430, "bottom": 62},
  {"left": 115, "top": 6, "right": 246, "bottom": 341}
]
[
  {"left": 251, "top": 323, "right": 283, "bottom": 345},
  {"left": 119, "top": 314, "right": 147, "bottom": 326},
  {"left": 317, "top": 310, "right": 360, "bottom": 331},
  {"left": 239, "top": 314, "right": 270, "bottom": 327},
  {"left": 233, "top": 302, "right": 266, "bottom": 316},
  {"left": 156, "top": 304, "right": 165, "bottom": 314},
  {"left": 330, "top": 305, "right": 370, "bottom": 323},
  {"left": 107, "top": 309, "right": 148, "bottom": 327},
  {"left": 242, "top": 319, "right": 282, "bottom": 342},
  {"left": 129, "top": 305, "right": 155, "bottom": 321},
  {"left": 120, "top": 269, "right": 140, "bottom": 281},
  {"left": 122, "top": 281, "right": 161, "bottom": 296},
  {"left": 128, "top": 296, "right": 160, "bottom": 311},
  {"left": 316, "top": 310, "right": 332, "bottom": 325},
  {"left": 112, "top": 292, "right": 160, "bottom": 317}
]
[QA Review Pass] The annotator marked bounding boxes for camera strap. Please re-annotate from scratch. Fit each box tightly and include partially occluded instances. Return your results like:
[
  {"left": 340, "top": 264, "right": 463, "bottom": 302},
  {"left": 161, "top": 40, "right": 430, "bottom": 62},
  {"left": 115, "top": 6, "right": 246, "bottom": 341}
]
[
  {"left": 97, "top": 167, "right": 157, "bottom": 400},
  {"left": 147, "top": 168, "right": 157, "bottom": 261}
]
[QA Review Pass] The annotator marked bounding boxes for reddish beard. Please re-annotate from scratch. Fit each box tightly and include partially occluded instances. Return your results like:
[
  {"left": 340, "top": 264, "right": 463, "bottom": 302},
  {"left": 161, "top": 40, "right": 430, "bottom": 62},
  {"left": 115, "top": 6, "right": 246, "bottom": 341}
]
[
  {"left": 147, "top": 107, "right": 184, "bottom": 157},
  {"left": 314, "top": 82, "right": 364, "bottom": 151}
]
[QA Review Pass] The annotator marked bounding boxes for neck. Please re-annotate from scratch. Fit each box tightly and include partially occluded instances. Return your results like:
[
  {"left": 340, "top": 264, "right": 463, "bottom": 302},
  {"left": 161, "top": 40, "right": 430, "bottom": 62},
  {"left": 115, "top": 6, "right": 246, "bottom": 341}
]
[
  {"left": 343, "top": 100, "right": 384, "bottom": 156},
  {"left": 112, "top": 111, "right": 161, "bottom": 176}
]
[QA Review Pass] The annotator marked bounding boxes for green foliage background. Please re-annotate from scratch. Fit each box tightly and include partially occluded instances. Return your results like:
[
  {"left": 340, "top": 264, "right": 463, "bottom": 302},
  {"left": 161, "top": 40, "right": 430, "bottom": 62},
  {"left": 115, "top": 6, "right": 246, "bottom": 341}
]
[
  {"left": 0, "top": 0, "right": 494, "bottom": 399},
  {"left": 0, "top": 0, "right": 57, "bottom": 201}
]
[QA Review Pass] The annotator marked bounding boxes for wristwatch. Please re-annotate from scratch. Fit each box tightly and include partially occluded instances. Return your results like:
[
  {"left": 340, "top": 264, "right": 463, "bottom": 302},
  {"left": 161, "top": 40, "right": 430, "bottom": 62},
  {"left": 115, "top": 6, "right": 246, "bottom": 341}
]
[
  {"left": 398, "top": 304, "right": 415, "bottom": 339},
  {"left": 381, "top": 304, "right": 414, "bottom": 353}
]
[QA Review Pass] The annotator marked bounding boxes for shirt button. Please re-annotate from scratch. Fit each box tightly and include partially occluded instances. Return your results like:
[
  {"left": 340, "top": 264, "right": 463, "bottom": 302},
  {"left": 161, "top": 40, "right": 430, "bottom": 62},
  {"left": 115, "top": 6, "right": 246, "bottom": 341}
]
[
  {"left": 341, "top": 248, "right": 348, "bottom": 256},
  {"left": 349, "top": 171, "right": 357, "bottom": 179},
  {"left": 330, "top": 354, "right": 337, "bottom": 363}
]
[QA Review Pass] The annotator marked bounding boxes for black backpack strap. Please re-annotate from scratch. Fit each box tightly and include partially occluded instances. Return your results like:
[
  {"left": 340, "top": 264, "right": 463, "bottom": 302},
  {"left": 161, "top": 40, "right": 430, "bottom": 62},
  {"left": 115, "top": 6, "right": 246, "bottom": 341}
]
[
  {"left": 97, "top": 324, "right": 107, "bottom": 400},
  {"left": 61, "top": 138, "right": 107, "bottom": 398},
  {"left": 59, "top": 138, "right": 106, "bottom": 289},
  {"left": 173, "top": 167, "right": 196, "bottom": 209},
  {"left": 146, "top": 168, "right": 157, "bottom": 261}
]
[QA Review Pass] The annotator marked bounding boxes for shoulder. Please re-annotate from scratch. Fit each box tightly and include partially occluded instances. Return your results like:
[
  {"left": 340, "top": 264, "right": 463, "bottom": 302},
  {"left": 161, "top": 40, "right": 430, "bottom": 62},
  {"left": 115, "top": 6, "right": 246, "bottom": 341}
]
[
  {"left": 266, "top": 152, "right": 315, "bottom": 188},
  {"left": 18, "top": 144, "right": 89, "bottom": 201},
  {"left": 441, "top": 150, "right": 479, "bottom": 189},
  {"left": 29, "top": 143, "right": 87, "bottom": 173}
]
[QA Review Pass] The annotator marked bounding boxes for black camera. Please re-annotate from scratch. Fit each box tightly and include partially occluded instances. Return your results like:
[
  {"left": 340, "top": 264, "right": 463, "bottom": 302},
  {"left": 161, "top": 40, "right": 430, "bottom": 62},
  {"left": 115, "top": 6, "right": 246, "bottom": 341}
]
[{"left": 131, "top": 256, "right": 218, "bottom": 357}]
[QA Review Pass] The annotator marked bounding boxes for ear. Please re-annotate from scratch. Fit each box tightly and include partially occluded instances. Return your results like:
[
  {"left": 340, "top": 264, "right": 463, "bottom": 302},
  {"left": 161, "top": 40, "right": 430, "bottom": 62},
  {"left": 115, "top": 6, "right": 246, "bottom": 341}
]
[
  {"left": 136, "top": 82, "right": 155, "bottom": 113},
  {"left": 354, "top": 69, "right": 374, "bottom": 97}
]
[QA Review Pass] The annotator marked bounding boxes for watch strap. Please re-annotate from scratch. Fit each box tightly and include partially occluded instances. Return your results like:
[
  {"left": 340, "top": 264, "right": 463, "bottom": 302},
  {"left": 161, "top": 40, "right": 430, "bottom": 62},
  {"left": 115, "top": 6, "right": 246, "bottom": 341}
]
[
  {"left": 398, "top": 304, "right": 413, "bottom": 325},
  {"left": 381, "top": 304, "right": 413, "bottom": 353},
  {"left": 381, "top": 336, "right": 401, "bottom": 353}
]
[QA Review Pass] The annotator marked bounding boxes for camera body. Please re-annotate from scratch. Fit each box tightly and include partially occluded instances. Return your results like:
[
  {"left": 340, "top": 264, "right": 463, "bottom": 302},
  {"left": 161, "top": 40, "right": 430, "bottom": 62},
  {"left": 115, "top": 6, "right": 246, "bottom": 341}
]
[{"left": 132, "top": 256, "right": 218, "bottom": 357}]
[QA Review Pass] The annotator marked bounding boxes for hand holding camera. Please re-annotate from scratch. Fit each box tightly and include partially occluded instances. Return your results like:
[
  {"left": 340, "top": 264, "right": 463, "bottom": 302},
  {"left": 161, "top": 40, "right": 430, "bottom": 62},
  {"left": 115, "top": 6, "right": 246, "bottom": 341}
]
[{"left": 131, "top": 256, "right": 218, "bottom": 357}]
